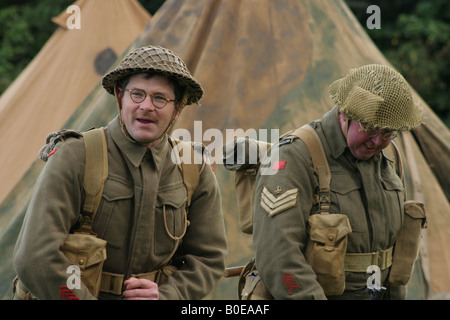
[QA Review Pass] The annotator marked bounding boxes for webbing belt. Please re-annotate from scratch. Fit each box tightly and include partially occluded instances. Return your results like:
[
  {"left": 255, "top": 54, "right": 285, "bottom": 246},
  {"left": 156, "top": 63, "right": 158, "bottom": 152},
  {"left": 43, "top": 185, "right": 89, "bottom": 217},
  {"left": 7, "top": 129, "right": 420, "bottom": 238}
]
[
  {"left": 100, "top": 271, "right": 158, "bottom": 295},
  {"left": 344, "top": 247, "right": 393, "bottom": 272},
  {"left": 99, "top": 266, "right": 176, "bottom": 295}
]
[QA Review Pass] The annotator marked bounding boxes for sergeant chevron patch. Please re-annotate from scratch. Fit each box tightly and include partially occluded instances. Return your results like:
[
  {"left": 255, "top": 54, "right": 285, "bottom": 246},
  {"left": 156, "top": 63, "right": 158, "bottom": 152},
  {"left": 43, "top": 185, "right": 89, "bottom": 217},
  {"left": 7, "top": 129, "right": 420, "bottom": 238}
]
[
  {"left": 282, "top": 273, "right": 300, "bottom": 294},
  {"left": 260, "top": 186, "right": 298, "bottom": 217},
  {"left": 59, "top": 286, "right": 79, "bottom": 300}
]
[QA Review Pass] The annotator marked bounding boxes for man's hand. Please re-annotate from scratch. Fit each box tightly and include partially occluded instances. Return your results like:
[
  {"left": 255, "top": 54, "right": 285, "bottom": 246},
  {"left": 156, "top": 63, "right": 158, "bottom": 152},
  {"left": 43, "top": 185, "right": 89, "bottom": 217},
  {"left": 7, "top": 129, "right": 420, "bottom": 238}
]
[{"left": 123, "top": 277, "right": 159, "bottom": 300}]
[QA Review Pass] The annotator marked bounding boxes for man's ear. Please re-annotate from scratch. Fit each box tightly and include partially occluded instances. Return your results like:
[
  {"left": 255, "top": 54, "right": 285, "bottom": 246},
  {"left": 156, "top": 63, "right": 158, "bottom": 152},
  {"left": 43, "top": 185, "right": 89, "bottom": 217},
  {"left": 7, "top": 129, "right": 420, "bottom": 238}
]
[
  {"left": 115, "top": 87, "right": 123, "bottom": 110},
  {"left": 337, "top": 110, "right": 349, "bottom": 138}
]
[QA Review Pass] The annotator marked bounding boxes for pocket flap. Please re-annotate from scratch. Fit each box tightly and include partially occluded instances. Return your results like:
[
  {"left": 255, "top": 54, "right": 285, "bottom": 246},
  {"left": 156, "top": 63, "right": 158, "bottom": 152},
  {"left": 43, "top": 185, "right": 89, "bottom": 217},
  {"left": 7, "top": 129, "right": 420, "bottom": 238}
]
[
  {"left": 308, "top": 213, "right": 352, "bottom": 243},
  {"left": 330, "top": 175, "right": 360, "bottom": 194},
  {"left": 404, "top": 200, "right": 426, "bottom": 220},
  {"left": 156, "top": 183, "right": 187, "bottom": 208},
  {"left": 61, "top": 233, "right": 107, "bottom": 267},
  {"left": 102, "top": 178, "right": 134, "bottom": 201}
]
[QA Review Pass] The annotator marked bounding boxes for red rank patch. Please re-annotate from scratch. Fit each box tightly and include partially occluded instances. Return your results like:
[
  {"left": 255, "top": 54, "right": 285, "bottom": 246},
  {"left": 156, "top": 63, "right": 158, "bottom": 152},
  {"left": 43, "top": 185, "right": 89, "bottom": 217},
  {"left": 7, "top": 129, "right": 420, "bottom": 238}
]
[
  {"left": 48, "top": 149, "right": 57, "bottom": 157},
  {"left": 272, "top": 161, "right": 286, "bottom": 170},
  {"left": 282, "top": 273, "right": 300, "bottom": 294},
  {"left": 59, "top": 286, "right": 79, "bottom": 300}
]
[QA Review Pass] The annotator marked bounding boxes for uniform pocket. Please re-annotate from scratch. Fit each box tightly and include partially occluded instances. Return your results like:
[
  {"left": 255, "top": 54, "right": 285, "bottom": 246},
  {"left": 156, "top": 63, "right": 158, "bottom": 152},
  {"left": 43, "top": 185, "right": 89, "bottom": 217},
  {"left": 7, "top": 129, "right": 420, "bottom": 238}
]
[
  {"left": 154, "top": 181, "right": 187, "bottom": 256},
  {"left": 94, "top": 177, "right": 134, "bottom": 249},
  {"left": 381, "top": 176, "right": 404, "bottom": 235},
  {"left": 330, "top": 175, "right": 364, "bottom": 232}
]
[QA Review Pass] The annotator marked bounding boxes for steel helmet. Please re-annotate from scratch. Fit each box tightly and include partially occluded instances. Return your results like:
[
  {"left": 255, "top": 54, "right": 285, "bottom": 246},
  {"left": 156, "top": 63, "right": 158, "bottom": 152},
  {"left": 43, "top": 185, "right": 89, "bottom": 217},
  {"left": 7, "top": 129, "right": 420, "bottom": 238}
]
[
  {"left": 329, "top": 64, "right": 422, "bottom": 131},
  {"left": 102, "top": 45, "right": 203, "bottom": 107}
]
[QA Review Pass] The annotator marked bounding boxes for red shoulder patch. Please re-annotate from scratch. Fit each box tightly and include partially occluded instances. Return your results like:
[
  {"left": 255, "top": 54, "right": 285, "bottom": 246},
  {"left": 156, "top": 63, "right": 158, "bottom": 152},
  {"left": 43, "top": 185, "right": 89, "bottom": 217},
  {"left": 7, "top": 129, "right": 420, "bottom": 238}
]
[
  {"left": 48, "top": 149, "right": 57, "bottom": 157},
  {"left": 272, "top": 161, "right": 286, "bottom": 170}
]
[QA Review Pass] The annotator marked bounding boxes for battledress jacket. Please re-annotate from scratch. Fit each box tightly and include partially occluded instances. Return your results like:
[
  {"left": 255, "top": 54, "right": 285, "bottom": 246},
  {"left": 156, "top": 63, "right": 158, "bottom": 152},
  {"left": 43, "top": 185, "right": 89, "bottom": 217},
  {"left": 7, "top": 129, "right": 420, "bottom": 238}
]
[
  {"left": 13, "top": 116, "right": 227, "bottom": 300},
  {"left": 253, "top": 107, "right": 405, "bottom": 300}
]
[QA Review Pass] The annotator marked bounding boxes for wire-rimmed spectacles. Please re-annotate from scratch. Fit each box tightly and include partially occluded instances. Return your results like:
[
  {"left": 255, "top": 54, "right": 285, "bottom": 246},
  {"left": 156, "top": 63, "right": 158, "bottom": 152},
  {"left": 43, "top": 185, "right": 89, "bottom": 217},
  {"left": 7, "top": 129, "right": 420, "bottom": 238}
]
[
  {"left": 125, "top": 88, "right": 175, "bottom": 109},
  {"left": 359, "top": 123, "right": 398, "bottom": 140}
]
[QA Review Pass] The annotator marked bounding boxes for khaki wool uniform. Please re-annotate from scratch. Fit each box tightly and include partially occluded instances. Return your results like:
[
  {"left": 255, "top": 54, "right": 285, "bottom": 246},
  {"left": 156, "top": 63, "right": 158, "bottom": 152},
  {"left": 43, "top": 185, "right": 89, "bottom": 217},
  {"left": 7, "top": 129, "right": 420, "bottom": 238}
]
[
  {"left": 253, "top": 107, "right": 405, "bottom": 299},
  {"left": 13, "top": 116, "right": 227, "bottom": 300}
]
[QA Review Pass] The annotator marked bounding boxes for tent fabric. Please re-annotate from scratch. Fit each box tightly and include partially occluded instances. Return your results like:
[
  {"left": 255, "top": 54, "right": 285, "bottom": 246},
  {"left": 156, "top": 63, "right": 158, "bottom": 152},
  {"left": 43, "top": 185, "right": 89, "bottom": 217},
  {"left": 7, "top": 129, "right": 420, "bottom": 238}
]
[
  {"left": 1, "top": 0, "right": 449, "bottom": 300},
  {"left": 0, "top": 0, "right": 151, "bottom": 204}
]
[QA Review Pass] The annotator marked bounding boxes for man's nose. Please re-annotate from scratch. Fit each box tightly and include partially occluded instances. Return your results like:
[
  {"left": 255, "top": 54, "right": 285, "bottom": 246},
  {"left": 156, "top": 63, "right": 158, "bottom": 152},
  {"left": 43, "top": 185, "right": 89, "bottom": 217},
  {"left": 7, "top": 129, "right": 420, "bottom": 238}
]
[
  {"left": 139, "top": 95, "right": 156, "bottom": 110},
  {"left": 371, "top": 134, "right": 383, "bottom": 146}
]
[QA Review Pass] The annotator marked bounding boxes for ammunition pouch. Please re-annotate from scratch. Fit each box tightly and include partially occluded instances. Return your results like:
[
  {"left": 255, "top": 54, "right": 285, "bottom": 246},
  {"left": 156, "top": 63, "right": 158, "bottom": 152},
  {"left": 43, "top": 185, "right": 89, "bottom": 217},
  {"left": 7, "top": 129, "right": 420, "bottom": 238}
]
[
  {"left": 388, "top": 200, "right": 426, "bottom": 286},
  {"left": 60, "top": 233, "right": 107, "bottom": 298},
  {"left": 238, "top": 258, "right": 273, "bottom": 300},
  {"left": 305, "top": 213, "right": 352, "bottom": 296},
  {"left": 12, "top": 233, "right": 107, "bottom": 300}
]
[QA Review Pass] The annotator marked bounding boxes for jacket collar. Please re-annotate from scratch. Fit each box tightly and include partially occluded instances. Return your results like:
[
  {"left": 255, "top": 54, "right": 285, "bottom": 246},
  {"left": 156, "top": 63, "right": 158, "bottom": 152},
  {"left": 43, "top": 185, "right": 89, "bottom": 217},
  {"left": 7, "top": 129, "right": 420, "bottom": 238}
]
[
  {"left": 320, "top": 106, "right": 347, "bottom": 159},
  {"left": 108, "top": 116, "right": 169, "bottom": 170}
]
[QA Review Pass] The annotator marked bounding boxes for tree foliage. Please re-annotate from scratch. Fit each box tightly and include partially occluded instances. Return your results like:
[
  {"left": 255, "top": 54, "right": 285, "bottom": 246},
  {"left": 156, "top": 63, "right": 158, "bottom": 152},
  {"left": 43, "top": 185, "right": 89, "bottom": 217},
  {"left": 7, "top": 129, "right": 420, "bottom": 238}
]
[{"left": 0, "top": 0, "right": 448, "bottom": 126}]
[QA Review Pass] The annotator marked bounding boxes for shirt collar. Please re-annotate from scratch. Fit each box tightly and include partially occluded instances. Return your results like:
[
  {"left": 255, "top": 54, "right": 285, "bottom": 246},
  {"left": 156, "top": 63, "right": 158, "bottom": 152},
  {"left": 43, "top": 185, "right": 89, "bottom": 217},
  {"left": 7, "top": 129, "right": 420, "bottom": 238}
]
[{"left": 108, "top": 116, "right": 169, "bottom": 170}]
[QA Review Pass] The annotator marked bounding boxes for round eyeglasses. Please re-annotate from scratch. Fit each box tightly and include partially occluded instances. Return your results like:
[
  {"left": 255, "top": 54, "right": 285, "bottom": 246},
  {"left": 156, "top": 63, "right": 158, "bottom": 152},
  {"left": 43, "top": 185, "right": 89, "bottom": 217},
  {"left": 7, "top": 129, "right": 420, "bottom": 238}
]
[
  {"left": 359, "top": 123, "right": 398, "bottom": 140},
  {"left": 125, "top": 88, "right": 175, "bottom": 109}
]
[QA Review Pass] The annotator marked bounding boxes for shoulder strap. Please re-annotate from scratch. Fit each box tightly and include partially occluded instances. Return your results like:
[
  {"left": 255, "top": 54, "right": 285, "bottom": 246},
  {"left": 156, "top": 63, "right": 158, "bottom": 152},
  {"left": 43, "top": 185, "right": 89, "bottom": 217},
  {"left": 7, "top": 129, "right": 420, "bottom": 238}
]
[
  {"left": 290, "top": 124, "right": 331, "bottom": 213},
  {"left": 168, "top": 137, "right": 202, "bottom": 210},
  {"left": 80, "top": 128, "right": 108, "bottom": 232}
]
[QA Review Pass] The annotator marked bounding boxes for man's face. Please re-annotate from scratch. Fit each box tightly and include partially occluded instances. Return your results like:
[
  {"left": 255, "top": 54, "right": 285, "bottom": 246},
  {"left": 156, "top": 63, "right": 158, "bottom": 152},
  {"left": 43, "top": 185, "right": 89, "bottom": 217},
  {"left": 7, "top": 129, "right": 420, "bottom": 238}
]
[
  {"left": 338, "top": 112, "right": 391, "bottom": 160},
  {"left": 118, "top": 73, "right": 179, "bottom": 148}
]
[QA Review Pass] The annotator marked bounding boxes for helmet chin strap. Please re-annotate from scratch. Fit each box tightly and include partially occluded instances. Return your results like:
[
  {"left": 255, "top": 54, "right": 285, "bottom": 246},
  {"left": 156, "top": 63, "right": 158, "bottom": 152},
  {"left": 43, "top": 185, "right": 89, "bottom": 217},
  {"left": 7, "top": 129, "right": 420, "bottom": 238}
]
[{"left": 114, "top": 86, "right": 183, "bottom": 146}]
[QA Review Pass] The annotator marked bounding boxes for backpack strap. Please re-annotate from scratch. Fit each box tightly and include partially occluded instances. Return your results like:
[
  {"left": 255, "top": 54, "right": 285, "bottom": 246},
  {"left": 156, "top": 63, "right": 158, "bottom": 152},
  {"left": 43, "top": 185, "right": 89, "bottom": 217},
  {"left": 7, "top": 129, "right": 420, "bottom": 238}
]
[
  {"left": 168, "top": 137, "right": 203, "bottom": 211},
  {"left": 290, "top": 124, "right": 331, "bottom": 213},
  {"left": 78, "top": 128, "right": 108, "bottom": 234}
]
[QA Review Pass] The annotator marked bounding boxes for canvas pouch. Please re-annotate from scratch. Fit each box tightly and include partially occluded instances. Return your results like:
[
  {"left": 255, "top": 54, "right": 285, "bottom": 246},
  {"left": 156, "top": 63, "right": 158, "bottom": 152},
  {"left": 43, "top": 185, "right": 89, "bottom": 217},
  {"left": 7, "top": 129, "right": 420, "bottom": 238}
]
[
  {"left": 306, "top": 213, "right": 352, "bottom": 296},
  {"left": 388, "top": 200, "right": 426, "bottom": 286},
  {"left": 60, "top": 233, "right": 107, "bottom": 298}
]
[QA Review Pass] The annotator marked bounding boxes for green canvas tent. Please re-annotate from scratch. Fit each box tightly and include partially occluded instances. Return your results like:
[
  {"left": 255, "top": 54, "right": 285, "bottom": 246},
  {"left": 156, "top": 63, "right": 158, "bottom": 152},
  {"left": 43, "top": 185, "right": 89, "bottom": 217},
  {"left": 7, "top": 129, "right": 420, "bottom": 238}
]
[{"left": 1, "top": 0, "right": 449, "bottom": 300}]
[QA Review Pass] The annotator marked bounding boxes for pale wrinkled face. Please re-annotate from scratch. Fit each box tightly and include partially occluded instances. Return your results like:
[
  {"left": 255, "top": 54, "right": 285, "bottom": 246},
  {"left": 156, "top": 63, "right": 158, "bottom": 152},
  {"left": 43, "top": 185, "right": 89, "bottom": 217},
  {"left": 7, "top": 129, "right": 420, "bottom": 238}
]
[
  {"left": 338, "top": 111, "right": 391, "bottom": 160},
  {"left": 117, "top": 73, "right": 179, "bottom": 148}
]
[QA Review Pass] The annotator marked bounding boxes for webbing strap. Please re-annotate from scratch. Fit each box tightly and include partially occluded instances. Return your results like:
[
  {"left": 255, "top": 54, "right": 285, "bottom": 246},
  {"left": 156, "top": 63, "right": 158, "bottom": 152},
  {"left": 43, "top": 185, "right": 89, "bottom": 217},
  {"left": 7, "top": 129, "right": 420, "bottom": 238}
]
[
  {"left": 168, "top": 138, "right": 201, "bottom": 208},
  {"left": 82, "top": 128, "right": 108, "bottom": 222},
  {"left": 344, "top": 247, "right": 393, "bottom": 272},
  {"left": 291, "top": 125, "right": 331, "bottom": 212}
]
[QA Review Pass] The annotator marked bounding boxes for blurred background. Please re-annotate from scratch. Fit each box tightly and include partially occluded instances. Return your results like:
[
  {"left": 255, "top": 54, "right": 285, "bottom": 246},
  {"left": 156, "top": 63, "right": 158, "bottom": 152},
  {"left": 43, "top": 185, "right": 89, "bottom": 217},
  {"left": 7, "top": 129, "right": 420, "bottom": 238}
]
[
  {"left": 0, "top": 0, "right": 448, "bottom": 300},
  {"left": 1, "top": 0, "right": 448, "bottom": 126}
]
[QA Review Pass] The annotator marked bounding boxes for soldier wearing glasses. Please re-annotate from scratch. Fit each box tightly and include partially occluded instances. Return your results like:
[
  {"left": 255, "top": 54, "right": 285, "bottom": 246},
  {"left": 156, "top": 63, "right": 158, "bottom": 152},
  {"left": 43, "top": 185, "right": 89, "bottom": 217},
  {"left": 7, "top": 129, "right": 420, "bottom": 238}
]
[
  {"left": 13, "top": 46, "right": 227, "bottom": 300},
  {"left": 253, "top": 64, "right": 424, "bottom": 300}
]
